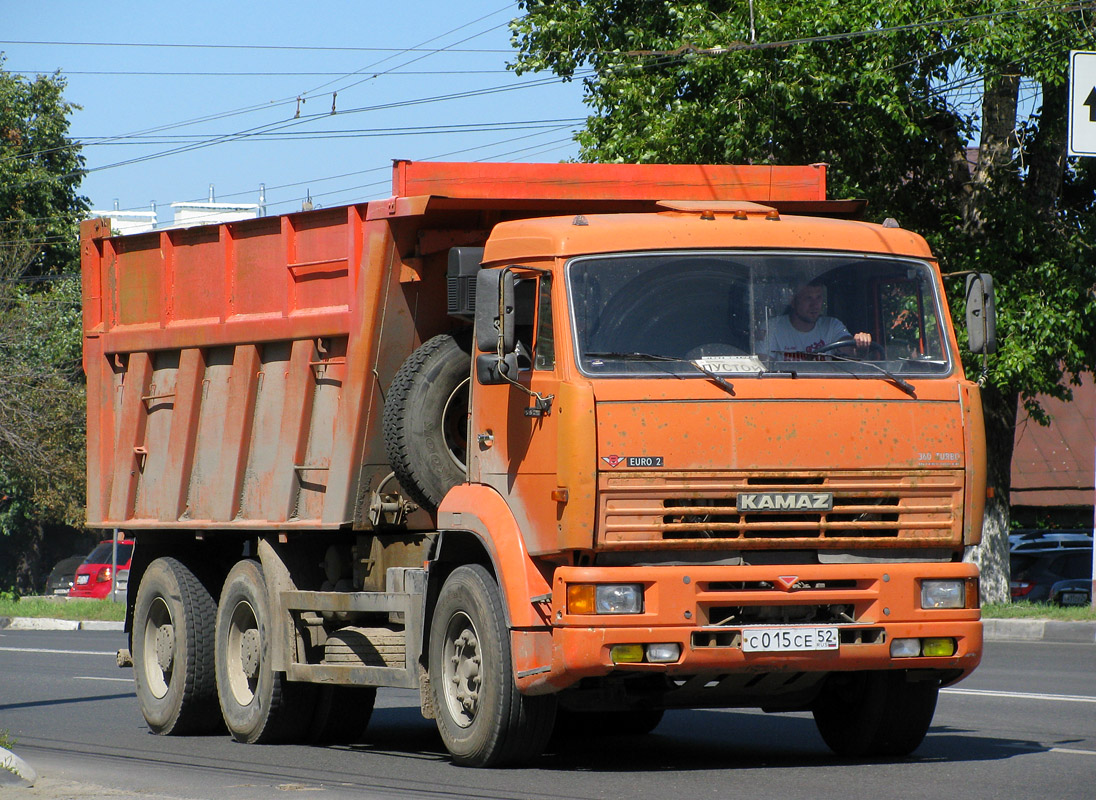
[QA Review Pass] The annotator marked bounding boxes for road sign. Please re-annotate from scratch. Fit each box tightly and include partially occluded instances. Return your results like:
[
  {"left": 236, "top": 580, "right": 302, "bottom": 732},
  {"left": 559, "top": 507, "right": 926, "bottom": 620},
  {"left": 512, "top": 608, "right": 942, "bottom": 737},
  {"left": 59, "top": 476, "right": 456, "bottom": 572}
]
[{"left": 1069, "top": 51, "right": 1096, "bottom": 156}]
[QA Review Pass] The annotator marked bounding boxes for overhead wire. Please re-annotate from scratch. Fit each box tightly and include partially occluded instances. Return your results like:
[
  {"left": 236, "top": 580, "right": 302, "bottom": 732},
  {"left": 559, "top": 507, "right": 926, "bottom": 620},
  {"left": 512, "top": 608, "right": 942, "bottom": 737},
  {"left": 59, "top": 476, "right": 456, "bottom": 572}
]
[{"left": 0, "top": 5, "right": 519, "bottom": 168}]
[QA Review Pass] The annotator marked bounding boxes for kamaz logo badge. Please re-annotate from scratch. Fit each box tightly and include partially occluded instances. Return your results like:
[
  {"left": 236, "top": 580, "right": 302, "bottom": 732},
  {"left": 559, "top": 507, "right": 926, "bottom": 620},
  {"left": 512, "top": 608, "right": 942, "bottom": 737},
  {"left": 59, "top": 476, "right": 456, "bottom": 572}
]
[{"left": 736, "top": 492, "right": 833, "bottom": 511}]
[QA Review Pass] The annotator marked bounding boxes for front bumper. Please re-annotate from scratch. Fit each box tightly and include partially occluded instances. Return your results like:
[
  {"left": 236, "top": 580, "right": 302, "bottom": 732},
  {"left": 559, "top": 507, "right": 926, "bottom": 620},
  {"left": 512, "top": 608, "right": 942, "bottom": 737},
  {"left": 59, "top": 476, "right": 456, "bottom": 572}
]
[{"left": 518, "top": 561, "right": 982, "bottom": 695}]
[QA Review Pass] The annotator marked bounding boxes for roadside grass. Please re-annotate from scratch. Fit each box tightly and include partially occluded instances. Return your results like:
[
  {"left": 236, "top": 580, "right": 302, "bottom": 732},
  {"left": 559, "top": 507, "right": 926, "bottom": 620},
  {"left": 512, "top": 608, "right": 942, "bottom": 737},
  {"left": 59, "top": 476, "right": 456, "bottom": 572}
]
[
  {"left": 981, "top": 600, "right": 1096, "bottom": 622},
  {"left": 0, "top": 593, "right": 125, "bottom": 622},
  {"left": 1, "top": 729, "right": 17, "bottom": 776}
]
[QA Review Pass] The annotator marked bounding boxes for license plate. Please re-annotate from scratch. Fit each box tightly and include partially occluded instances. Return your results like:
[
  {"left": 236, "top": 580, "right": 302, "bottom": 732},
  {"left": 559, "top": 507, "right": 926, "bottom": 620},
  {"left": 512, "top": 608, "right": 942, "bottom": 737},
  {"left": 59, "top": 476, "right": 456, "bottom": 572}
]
[
  {"left": 741, "top": 626, "right": 839, "bottom": 652},
  {"left": 76, "top": 574, "right": 89, "bottom": 585},
  {"left": 1060, "top": 591, "right": 1088, "bottom": 606}
]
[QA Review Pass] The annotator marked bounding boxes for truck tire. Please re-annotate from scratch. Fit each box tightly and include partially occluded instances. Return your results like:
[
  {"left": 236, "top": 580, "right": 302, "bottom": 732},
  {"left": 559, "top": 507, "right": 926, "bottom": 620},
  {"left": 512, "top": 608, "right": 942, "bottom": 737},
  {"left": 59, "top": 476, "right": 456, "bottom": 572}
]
[
  {"left": 383, "top": 332, "right": 472, "bottom": 511},
  {"left": 215, "top": 559, "right": 314, "bottom": 744},
  {"left": 812, "top": 671, "right": 939, "bottom": 757},
  {"left": 132, "top": 557, "right": 220, "bottom": 735},
  {"left": 429, "top": 565, "right": 556, "bottom": 767}
]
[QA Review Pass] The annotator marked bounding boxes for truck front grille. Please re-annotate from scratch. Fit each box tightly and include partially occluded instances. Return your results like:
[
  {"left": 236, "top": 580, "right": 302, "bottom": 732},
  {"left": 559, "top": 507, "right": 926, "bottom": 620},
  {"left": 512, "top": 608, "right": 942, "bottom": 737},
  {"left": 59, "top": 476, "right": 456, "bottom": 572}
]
[{"left": 598, "top": 471, "right": 963, "bottom": 550}]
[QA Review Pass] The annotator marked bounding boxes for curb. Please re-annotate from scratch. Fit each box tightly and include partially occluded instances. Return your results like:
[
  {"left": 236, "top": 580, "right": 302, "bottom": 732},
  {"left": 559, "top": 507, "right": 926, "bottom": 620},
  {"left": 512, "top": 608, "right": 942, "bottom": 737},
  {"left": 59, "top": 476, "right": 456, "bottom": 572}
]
[
  {"left": 0, "top": 617, "right": 124, "bottom": 632},
  {"left": 983, "top": 617, "right": 1096, "bottom": 645},
  {"left": 0, "top": 746, "right": 37, "bottom": 788}
]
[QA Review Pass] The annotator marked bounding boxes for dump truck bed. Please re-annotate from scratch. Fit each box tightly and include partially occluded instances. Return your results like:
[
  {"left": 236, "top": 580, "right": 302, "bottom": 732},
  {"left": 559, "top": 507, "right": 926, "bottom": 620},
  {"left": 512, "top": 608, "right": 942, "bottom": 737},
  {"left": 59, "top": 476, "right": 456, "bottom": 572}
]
[{"left": 80, "top": 161, "right": 839, "bottom": 531}]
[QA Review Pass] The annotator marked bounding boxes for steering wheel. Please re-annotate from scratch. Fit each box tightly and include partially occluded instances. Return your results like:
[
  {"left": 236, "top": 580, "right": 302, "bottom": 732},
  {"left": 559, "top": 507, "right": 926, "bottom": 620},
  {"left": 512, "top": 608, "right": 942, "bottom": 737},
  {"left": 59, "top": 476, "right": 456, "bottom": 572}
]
[{"left": 817, "top": 337, "right": 885, "bottom": 359}]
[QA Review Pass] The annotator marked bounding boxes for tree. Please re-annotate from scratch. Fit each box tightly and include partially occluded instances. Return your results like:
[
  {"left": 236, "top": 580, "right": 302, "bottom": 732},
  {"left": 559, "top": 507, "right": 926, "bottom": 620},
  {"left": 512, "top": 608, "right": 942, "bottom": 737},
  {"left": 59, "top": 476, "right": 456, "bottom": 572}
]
[
  {"left": 0, "top": 56, "right": 88, "bottom": 276},
  {"left": 511, "top": 0, "right": 1096, "bottom": 600},
  {"left": 0, "top": 62, "right": 90, "bottom": 592}
]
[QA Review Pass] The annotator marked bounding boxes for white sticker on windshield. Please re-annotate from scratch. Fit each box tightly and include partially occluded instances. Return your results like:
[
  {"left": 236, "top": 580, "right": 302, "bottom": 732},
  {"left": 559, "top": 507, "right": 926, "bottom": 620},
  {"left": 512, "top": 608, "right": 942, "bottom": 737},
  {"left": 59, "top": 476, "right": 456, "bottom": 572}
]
[{"left": 694, "top": 356, "right": 765, "bottom": 374}]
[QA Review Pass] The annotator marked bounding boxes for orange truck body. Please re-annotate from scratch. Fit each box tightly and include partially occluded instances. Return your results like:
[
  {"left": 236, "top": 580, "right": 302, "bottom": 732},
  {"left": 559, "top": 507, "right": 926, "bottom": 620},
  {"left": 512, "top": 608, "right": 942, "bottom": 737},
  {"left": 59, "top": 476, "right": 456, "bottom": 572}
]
[{"left": 81, "top": 160, "right": 985, "bottom": 763}]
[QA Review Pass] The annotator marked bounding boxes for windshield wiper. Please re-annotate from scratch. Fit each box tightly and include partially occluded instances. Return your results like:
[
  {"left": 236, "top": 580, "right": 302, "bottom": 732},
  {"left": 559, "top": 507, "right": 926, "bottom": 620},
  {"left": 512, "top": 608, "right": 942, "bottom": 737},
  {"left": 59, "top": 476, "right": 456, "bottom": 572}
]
[
  {"left": 800, "top": 351, "right": 917, "bottom": 398},
  {"left": 585, "top": 351, "right": 735, "bottom": 396}
]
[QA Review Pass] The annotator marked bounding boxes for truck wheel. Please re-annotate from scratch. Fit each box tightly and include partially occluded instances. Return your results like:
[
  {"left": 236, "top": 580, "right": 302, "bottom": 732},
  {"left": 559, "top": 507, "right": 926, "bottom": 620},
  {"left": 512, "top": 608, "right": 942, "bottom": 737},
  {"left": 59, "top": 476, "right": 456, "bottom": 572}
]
[
  {"left": 132, "top": 557, "right": 220, "bottom": 735},
  {"left": 215, "top": 560, "right": 313, "bottom": 743},
  {"left": 383, "top": 332, "right": 472, "bottom": 511},
  {"left": 429, "top": 565, "right": 556, "bottom": 767},
  {"left": 812, "top": 671, "right": 939, "bottom": 757},
  {"left": 307, "top": 686, "right": 377, "bottom": 744}
]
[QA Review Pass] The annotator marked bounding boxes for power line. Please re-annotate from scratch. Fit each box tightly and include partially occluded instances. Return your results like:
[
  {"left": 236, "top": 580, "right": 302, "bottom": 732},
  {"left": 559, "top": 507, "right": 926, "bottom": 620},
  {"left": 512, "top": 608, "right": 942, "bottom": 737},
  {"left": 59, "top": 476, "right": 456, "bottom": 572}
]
[
  {"left": 4, "top": 70, "right": 588, "bottom": 186},
  {"left": 294, "top": 4, "right": 512, "bottom": 100},
  {"left": 0, "top": 39, "right": 513, "bottom": 54},
  {"left": 6, "top": 69, "right": 512, "bottom": 77},
  {"left": 76, "top": 118, "right": 586, "bottom": 145},
  {"left": 0, "top": 7, "right": 527, "bottom": 169}
]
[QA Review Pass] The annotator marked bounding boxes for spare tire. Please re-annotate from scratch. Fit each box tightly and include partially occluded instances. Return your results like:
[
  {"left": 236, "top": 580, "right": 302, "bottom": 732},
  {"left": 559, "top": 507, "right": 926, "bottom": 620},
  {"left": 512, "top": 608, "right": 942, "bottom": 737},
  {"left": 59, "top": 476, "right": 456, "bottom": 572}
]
[{"left": 383, "top": 331, "right": 472, "bottom": 511}]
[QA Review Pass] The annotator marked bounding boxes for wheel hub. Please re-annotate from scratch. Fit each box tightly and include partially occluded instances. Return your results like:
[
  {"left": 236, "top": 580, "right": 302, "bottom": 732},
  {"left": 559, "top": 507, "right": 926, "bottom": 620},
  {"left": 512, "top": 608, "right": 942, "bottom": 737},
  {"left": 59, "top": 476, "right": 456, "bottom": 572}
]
[
  {"left": 240, "top": 628, "right": 261, "bottom": 680},
  {"left": 154, "top": 623, "right": 175, "bottom": 672},
  {"left": 444, "top": 620, "right": 482, "bottom": 727}
]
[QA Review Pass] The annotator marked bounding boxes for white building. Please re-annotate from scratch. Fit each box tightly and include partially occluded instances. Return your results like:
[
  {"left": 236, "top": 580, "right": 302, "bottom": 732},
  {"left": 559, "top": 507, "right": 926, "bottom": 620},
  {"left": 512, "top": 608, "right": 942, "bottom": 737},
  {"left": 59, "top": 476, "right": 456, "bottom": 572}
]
[
  {"left": 86, "top": 202, "right": 158, "bottom": 236},
  {"left": 88, "top": 185, "right": 267, "bottom": 233},
  {"left": 169, "top": 200, "right": 260, "bottom": 229}
]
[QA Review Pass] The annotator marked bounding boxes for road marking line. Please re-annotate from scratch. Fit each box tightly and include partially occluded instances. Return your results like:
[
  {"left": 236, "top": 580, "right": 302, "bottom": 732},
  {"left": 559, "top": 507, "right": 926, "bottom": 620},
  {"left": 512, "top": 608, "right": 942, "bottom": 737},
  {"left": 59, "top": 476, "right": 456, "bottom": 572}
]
[
  {"left": 0, "top": 646, "right": 116, "bottom": 656},
  {"left": 75, "top": 676, "right": 133, "bottom": 683},
  {"left": 943, "top": 687, "right": 1096, "bottom": 704}
]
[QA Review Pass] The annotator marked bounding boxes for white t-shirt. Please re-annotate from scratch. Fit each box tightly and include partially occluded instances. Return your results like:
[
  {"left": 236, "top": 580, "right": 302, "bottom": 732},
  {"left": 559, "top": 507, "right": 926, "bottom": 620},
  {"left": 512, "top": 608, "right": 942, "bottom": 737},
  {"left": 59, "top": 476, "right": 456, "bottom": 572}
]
[{"left": 761, "top": 315, "right": 851, "bottom": 360}]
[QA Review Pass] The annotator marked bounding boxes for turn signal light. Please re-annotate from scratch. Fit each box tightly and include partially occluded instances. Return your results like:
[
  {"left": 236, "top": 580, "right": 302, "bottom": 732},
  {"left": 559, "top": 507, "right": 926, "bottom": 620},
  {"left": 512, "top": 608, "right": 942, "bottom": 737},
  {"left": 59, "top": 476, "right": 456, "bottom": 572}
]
[
  {"left": 567, "top": 584, "right": 595, "bottom": 614},
  {"left": 95, "top": 566, "right": 113, "bottom": 583}
]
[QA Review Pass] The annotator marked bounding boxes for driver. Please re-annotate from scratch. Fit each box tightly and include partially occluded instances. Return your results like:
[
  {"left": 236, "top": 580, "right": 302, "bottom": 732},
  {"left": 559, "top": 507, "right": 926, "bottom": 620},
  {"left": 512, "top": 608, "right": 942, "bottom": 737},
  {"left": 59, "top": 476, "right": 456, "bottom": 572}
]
[{"left": 761, "top": 280, "right": 872, "bottom": 360}]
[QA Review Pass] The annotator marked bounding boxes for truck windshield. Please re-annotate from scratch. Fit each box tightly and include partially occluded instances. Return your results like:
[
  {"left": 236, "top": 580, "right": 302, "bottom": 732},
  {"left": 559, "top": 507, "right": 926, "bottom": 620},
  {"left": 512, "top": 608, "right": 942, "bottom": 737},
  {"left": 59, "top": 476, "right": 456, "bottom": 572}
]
[{"left": 568, "top": 251, "right": 951, "bottom": 379}]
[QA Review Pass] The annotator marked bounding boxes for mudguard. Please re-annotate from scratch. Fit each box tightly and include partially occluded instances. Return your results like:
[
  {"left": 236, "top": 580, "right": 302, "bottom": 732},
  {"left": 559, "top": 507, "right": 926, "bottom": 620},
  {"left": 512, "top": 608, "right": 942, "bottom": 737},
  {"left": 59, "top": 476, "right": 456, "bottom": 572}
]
[{"left": 437, "top": 484, "right": 556, "bottom": 693}]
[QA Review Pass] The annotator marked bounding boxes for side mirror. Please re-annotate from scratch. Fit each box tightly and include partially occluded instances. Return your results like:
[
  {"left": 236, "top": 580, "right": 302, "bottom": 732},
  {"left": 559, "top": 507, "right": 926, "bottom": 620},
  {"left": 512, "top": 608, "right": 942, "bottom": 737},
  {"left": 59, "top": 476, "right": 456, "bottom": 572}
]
[
  {"left": 965, "top": 273, "right": 997, "bottom": 355},
  {"left": 475, "top": 268, "right": 515, "bottom": 355}
]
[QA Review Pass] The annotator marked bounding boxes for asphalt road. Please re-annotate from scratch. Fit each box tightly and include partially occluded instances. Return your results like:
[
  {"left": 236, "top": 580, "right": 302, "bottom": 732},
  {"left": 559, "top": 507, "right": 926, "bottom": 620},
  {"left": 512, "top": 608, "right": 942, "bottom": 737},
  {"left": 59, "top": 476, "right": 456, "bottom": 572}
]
[{"left": 1, "top": 629, "right": 1093, "bottom": 800}]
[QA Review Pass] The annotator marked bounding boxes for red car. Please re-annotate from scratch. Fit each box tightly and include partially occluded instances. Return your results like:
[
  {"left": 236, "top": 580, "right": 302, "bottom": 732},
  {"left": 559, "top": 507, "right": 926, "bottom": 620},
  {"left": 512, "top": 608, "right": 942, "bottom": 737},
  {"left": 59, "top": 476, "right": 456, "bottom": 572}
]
[{"left": 69, "top": 539, "right": 134, "bottom": 599}]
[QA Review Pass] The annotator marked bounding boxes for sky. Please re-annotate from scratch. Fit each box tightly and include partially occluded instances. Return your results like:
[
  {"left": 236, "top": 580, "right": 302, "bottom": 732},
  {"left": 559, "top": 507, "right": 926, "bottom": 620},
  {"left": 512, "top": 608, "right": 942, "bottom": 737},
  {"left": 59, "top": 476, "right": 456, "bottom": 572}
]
[{"left": 2, "top": 1, "right": 589, "bottom": 223}]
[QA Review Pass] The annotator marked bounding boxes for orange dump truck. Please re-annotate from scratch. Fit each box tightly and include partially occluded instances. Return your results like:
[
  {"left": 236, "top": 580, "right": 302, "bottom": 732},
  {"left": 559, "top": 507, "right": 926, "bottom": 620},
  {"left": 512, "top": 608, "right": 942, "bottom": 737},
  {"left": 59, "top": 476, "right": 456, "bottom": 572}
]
[{"left": 81, "top": 161, "right": 994, "bottom": 766}]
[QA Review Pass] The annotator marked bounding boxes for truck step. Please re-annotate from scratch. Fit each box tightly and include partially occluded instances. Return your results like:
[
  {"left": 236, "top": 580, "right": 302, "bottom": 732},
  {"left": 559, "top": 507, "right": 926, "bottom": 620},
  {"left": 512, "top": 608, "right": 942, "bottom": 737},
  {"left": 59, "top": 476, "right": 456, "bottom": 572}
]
[{"left": 324, "top": 626, "right": 406, "bottom": 668}]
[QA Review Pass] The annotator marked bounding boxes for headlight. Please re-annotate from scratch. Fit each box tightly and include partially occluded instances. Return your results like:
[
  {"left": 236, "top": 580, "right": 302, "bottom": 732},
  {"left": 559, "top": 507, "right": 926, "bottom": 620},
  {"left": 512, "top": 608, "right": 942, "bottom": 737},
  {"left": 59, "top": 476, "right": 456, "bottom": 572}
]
[
  {"left": 567, "top": 584, "right": 644, "bottom": 614},
  {"left": 921, "top": 579, "right": 965, "bottom": 609}
]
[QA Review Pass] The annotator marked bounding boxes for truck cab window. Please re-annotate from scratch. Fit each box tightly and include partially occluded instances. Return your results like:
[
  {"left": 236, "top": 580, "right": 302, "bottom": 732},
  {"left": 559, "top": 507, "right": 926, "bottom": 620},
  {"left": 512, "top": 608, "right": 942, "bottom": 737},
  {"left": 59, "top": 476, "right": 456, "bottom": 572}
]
[
  {"left": 514, "top": 275, "right": 555, "bottom": 371},
  {"left": 534, "top": 275, "right": 554, "bottom": 370}
]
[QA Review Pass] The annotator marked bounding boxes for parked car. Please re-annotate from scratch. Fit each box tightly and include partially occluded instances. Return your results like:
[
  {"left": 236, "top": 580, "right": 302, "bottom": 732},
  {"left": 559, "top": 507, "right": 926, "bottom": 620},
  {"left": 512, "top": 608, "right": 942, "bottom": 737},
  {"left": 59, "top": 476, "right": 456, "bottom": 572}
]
[
  {"left": 45, "top": 554, "right": 89, "bottom": 596},
  {"left": 1049, "top": 578, "right": 1092, "bottom": 607},
  {"left": 68, "top": 539, "right": 134, "bottom": 599},
  {"left": 1009, "top": 530, "right": 1093, "bottom": 604}
]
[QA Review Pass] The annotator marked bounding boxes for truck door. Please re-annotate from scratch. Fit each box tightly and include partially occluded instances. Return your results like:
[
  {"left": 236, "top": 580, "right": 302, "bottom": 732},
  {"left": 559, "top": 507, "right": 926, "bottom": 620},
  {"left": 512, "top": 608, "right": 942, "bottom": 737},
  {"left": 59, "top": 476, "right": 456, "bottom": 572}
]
[{"left": 469, "top": 272, "right": 562, "bottom": 555}]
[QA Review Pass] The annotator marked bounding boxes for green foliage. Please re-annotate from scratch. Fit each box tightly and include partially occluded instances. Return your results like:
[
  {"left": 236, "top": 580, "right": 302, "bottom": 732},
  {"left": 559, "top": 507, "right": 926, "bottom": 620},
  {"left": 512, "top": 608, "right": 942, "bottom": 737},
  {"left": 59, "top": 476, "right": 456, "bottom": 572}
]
[
  {"left": 0, "top": 63, "right": 88, "bottom": 593},
  {"left": 0, "top": 56, "right": 88, "bottom": 276}
]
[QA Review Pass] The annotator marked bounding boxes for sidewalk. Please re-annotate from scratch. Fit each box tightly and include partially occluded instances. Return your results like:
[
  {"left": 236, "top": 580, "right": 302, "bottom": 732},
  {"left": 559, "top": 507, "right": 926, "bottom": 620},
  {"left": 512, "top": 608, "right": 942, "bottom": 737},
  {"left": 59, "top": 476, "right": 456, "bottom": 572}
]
[
  {"left": 0, "top": 617, "right": 123, "bottom": 631},
  {"left": 2, "top": 615, "right": 1094, "bottom": 642}
]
